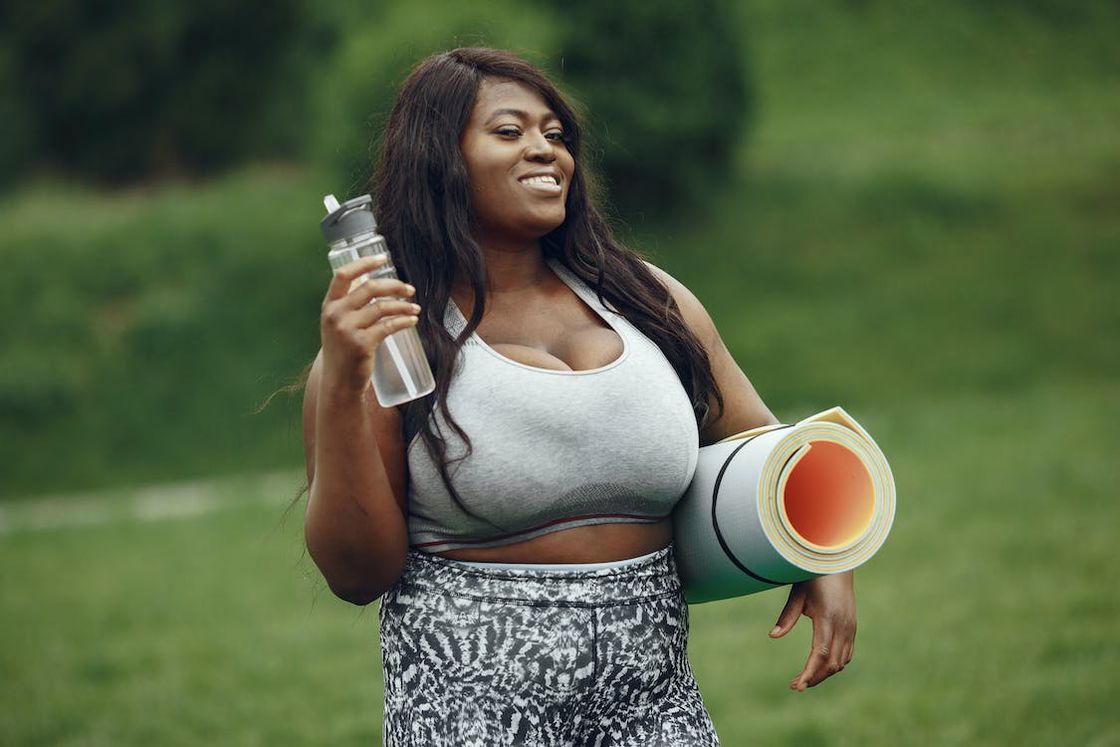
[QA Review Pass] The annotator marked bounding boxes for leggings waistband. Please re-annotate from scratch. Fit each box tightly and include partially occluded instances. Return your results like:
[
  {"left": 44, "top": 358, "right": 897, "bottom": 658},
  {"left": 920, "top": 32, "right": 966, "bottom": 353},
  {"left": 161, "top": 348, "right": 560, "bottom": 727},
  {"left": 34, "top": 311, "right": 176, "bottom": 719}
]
[
  {"left": 396, "top": 545, "right": 681, "bottom": 606},
  {"left": 448, "top": 548, "right": 664, "bottom": 573}
]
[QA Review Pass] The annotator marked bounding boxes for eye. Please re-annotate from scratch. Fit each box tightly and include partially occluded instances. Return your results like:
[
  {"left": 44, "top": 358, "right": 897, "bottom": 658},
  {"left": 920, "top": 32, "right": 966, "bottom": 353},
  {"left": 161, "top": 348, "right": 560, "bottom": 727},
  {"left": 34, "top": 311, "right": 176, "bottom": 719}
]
[
  {"left": 495, "top": 126, "right": 522, "bottom": 138},
  {"left": 545, "top": 129, "right": 568, "bottom": 143}
]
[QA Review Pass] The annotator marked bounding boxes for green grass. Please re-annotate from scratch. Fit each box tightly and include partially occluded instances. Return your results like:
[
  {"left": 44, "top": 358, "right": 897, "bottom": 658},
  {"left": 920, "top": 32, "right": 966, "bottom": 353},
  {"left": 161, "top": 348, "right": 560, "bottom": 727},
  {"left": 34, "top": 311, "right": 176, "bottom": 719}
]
[
  {"left": 0, "top": 480, "right": 384, "bottom": 746},
  {"left": 1, "top": 382, "right": 1116, "bottom": 745},
  {"left": 0, "top": 164, "right": 325, "bottom": 498},
  {"left": 643, "top": 2, "right": 1119, "bottom": 412},
  {"left": 2, "top": 1, "right": 1118, "bottom": 743},
  {"left": 690, "top": 382, "right": 1120, "bottom": 745}
]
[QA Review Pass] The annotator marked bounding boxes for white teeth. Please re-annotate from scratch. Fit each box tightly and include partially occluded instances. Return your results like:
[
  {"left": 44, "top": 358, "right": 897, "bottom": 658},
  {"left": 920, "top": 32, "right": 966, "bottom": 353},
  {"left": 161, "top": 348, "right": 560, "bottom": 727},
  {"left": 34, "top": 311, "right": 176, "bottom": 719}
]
[{"left": 521, "top": 175, "right": 559, "bottom": 186}]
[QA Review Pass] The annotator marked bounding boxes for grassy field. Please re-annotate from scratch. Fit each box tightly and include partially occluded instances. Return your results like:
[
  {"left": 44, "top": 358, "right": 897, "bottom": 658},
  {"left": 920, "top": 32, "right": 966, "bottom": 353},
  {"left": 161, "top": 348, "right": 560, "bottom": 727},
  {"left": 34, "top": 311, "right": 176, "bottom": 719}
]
[
  {"left": 2, "top": 1, "right": 1117, "bottom": 744},
  {"left": 2, "top": 382, "right": 1116, "bottom": 745},
  {"left": 0, "top": 166, "right": 324, "bottom": 498}
]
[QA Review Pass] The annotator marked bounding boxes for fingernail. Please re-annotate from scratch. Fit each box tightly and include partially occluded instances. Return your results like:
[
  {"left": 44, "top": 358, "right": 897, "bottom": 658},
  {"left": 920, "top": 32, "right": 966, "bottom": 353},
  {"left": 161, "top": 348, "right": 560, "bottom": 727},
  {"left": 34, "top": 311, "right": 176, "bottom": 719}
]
[
  {"left": 405, "top": 284, "right": 415, "bottom": 294},
  {"left": 770, "top": 626, "right": 781, "bottom": 636},
  {"left": 410, "top": 304, "right": 421, "bottom": 312}
]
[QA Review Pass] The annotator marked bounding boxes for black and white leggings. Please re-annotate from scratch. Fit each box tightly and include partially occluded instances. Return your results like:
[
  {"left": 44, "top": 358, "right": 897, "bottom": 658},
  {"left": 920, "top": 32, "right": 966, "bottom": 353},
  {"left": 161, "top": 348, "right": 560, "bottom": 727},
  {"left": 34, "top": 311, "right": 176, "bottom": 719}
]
[{"left": 378, "top": 546, "right": 720, "bottom": 746}]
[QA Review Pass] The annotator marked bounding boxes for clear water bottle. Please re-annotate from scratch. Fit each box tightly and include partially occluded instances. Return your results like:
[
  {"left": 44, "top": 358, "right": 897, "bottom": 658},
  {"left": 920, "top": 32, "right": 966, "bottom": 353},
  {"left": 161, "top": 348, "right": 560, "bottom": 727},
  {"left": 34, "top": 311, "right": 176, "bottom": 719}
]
[{"left": 321, "top": 194, "right": 435, "bottom": 407}]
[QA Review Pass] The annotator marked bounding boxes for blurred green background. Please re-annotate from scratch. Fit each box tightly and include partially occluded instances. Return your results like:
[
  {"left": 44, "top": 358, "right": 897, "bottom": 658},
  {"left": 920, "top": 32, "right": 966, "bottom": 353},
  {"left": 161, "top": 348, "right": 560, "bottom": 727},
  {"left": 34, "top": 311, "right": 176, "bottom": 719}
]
[{"left": 1, "top": 1, "right": 1117, "bottom": 745}]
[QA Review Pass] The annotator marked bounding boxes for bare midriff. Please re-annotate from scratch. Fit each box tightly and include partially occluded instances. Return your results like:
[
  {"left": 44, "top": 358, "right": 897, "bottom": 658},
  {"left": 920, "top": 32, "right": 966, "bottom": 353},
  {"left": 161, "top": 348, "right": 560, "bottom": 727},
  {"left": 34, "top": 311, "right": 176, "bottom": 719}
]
[{"left": 437, "top": 519, "right": 672, "bottom": 565}]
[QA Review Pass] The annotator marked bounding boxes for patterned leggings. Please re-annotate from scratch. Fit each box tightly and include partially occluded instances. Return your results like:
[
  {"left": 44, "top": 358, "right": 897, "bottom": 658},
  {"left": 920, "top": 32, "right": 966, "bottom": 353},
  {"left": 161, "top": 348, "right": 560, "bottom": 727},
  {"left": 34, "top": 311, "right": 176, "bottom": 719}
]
[{"left": 378, "top": 546, "right": 720, "bottom": 746}]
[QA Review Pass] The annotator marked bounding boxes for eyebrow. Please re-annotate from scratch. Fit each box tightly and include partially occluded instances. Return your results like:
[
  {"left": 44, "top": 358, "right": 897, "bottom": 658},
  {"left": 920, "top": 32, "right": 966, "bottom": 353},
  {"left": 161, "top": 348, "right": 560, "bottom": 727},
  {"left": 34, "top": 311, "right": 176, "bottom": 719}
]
[{"left": 483, "top": 108, "right": 561, "bottom": 126}]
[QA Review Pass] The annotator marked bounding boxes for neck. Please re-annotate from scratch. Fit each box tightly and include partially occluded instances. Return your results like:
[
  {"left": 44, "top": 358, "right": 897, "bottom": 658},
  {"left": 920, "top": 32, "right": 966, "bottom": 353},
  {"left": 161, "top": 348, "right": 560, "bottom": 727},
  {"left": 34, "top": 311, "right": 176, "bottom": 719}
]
[{"left": 455, "top": 235, "right": 551, "bottom": 297}]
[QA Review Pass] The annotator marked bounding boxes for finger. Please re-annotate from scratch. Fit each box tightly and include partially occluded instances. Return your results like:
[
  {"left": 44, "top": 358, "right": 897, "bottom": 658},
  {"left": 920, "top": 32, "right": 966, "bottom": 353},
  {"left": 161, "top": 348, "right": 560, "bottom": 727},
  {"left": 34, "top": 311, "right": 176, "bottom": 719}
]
[
  {"left": 358, "top": 311, "right": 421, "bottom": 347},
  {"left": 345, "top": 276, "right": 416, "bottom": 309},
  {"left": 805, "top": 628, "right": 851, "bottom": 690},
  {"left": 813, "top": 631, "right": 849, "bottom": 688},
  {"left": 791, "top": 620, "right": 832, "bottom": 692},
  {"left": 791, "top": 643, "right": 829, "bottom": 691},
  {"left": 323, "top": 255, "right": 390, "bottom": 302},
  {"left": 322, "top": 283, "right": 411, "bottom": 334},
  {"left": 770, "top": 584, "right": 806, "bottom": 638},
  {"left": 834, "top": 618, "right": 855, "bottom": 668},
  {"left": 351, "top": 300, "right": 421, "bottom": 330}
]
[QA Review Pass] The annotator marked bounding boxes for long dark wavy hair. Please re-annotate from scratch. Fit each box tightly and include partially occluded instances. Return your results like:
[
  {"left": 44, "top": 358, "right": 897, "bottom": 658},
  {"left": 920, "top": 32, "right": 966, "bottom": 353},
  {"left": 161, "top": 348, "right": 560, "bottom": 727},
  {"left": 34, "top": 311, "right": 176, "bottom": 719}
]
[{"left": 374, "top": 47, "right": 724, "bottom": 520}]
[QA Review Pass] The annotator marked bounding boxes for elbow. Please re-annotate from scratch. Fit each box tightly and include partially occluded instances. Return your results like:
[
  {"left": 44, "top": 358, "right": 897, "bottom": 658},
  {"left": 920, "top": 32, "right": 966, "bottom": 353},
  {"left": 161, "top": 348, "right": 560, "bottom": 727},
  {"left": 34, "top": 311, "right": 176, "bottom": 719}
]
[
  {"left": 303, "top": 511, "right": 409, "bottom": 606},
  {"left": 306, "top": 535, "right": 408, "bottom": 607},
  {"left": 315, "top": 558, "right": 406, "bottom": 607},
  {"left": 328, "top": 580, "right": 388, "bottom": 607}
]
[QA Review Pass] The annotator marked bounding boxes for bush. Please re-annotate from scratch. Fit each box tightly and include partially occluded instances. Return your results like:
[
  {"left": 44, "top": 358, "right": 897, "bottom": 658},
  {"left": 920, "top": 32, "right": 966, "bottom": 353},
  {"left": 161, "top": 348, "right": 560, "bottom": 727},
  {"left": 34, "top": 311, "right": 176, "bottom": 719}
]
[
  {"left": 309, "top": 0, "right": 557, "bottom": 198},
  {"left": 307, "top": 0, "right": 752, "bottom": 219},
  {"left": 0, "top": 1, "right": 312, "bottom": 184},
  {"left": 550, "top": 0, "right": 752, "bottom": 219},
  {"left": 0, "top": 44, "right": 38, "bottom": 189}
]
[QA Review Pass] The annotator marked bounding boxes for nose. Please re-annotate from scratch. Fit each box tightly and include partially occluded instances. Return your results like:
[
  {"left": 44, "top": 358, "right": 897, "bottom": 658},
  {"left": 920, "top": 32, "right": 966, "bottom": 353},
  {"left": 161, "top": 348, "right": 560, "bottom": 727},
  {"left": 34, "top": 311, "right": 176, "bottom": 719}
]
[{"left": 523, "top": 131, "right": 556, "bottom": 163}]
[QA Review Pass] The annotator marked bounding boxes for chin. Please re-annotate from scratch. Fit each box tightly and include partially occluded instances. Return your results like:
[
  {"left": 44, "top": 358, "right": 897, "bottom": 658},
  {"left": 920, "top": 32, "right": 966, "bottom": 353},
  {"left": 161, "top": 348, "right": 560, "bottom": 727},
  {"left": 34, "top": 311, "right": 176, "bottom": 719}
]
[{"left": 533, "top": 209, "right": 567, "bottom": 235}]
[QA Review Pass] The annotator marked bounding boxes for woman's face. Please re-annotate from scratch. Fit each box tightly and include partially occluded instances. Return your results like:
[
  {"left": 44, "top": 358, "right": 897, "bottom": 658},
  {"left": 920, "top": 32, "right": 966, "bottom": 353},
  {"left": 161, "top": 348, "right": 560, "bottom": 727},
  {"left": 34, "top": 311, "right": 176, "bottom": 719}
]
[{"left": 459, "top": 77, "right": 575, "bottom": 245}]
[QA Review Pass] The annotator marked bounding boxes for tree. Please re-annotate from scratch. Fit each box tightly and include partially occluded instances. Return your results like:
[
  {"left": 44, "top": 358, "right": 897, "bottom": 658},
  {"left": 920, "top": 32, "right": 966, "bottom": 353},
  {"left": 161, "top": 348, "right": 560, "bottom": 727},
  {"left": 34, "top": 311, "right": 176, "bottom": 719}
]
[
  {"left": 551, "top": 0, "right": 753, "bottom": 220},
  {"left": 1, "top": 1, "right": 309, "bottom": 183}
]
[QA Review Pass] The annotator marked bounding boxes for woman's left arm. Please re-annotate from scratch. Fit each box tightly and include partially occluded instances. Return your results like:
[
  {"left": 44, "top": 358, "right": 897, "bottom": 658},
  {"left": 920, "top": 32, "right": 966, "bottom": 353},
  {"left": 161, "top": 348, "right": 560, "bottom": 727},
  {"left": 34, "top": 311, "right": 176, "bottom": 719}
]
[{"left": 647, "top": 262, "right": 857, "bottom": 691}]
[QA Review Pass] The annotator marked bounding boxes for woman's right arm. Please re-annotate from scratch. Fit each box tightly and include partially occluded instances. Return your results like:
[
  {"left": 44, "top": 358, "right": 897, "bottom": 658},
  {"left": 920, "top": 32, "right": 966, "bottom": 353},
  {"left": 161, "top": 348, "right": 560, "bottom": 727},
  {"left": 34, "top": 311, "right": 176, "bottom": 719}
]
[{"left": 301, "top": 255, "right": 421, "bottom": 605}]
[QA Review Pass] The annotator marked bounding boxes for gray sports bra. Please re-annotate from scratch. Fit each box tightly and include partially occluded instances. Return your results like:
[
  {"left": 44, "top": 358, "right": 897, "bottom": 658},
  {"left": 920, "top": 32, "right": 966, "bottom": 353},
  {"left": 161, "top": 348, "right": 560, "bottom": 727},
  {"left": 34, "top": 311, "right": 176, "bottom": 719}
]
[{"left": 406, "top": 259, "right": 699, "bottom": 552}]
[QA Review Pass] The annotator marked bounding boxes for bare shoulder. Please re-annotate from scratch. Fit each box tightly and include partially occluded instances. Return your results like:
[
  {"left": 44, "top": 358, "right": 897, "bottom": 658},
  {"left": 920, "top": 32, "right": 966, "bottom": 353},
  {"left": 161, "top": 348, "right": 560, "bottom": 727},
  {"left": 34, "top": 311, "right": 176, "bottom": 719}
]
[
  {"left": 641, "top": 259, "right": 779, "bottom": 443},
  {"left": 642, "top": 260, "right": 718, "bottom": 347}
]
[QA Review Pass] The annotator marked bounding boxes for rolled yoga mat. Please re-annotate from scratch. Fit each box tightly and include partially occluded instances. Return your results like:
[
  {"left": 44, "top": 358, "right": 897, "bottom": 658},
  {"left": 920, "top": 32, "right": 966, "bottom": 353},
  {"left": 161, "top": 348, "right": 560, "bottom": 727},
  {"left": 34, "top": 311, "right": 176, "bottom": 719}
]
[{"left": 673, "top": 406, "right": 895, "bottom": 604}]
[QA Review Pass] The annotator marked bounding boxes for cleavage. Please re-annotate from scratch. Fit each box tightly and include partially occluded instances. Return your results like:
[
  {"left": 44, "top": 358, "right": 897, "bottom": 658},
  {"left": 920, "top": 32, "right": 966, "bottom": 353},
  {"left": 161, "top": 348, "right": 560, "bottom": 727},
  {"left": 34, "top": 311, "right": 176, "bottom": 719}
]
[{"left": 478, "top": 296, "right": 623, "bottom": 372}]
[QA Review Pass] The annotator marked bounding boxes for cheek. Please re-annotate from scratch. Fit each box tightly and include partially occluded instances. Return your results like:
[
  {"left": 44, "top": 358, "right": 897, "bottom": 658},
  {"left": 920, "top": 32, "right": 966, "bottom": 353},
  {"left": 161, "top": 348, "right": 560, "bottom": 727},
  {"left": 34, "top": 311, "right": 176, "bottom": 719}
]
[
  {"left": 562, "top": 156, "right": 577, "bottom": 192},
  {"left": 470, "top": 162, "right": 507, "bottom": 196},
  {"left": 561, "top": 151, "right": 576, "bottom": 176},
  {"left": 563, "top": 163, "right": 577, "bottom": 202},
  {"left": 470, "top": 170, "right": 518, "bottom": 225}
]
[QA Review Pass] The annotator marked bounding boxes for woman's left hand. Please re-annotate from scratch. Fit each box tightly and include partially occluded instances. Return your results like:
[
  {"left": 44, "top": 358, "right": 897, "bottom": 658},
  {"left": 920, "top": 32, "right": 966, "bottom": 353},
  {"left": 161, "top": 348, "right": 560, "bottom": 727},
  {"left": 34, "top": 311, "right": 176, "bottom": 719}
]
[{"left": 768, "top": 571, "right": 857, "bottom": 691}]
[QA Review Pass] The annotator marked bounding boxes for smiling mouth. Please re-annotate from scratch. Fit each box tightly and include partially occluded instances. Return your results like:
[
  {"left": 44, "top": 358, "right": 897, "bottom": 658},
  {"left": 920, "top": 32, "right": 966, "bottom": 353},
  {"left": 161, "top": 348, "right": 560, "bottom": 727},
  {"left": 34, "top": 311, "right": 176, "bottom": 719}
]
[{"left": 518, "top": 175, "right": 562, "bottom": 194}]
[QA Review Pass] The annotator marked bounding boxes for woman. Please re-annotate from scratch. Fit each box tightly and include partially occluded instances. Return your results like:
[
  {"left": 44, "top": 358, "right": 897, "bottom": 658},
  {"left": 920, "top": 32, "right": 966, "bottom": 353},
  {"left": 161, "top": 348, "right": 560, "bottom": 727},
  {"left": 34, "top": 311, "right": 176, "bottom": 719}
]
[{"left": 302, "top": 47, "right": 856, "bottom": 745}]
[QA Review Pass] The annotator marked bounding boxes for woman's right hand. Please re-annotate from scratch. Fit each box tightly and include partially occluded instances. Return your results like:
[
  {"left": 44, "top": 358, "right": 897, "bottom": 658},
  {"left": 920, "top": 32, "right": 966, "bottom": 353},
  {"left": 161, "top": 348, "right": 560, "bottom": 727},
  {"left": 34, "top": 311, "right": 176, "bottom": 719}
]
[{"left": 319, "top": 255, "right": 420, "bottom": 396}]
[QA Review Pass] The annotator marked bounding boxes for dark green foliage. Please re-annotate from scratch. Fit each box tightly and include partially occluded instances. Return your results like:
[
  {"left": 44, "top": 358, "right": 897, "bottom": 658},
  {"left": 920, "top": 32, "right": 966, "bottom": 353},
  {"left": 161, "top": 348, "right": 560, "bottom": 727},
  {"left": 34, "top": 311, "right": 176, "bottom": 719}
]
[
  {"left": 550, "top": 0, "right": 752, "bottom": 219},
  {"left": 0, "top": 1, "right": 313, "bottom": 183},
  {"left": 306, "top": 0, "right": 753, "bottom": 214},
  {"left": 0, "top": 44, "right": 37, "bottom": 189},
  {"left": 308, "top": 0, "right": 558, "bottom": 198}
]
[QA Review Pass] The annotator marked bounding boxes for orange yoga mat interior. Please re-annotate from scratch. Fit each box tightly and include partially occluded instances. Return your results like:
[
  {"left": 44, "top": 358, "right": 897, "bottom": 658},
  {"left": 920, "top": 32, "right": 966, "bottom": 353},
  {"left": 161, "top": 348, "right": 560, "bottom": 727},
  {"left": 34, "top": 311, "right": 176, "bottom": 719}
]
[{"left": 782, "top": 441, "right": 875, "bottom": 549}]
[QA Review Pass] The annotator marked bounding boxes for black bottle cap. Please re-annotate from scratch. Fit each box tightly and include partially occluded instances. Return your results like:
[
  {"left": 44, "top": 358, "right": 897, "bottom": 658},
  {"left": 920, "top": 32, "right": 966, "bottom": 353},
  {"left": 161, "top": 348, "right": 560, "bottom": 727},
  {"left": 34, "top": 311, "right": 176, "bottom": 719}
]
[{"left": 320, "top": 194, "right": 377, "bottom": 243}]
